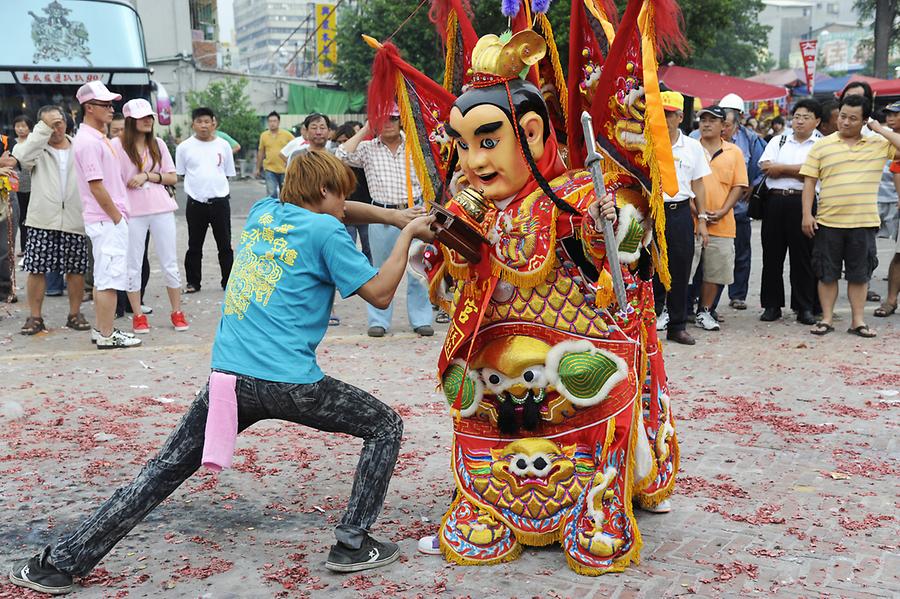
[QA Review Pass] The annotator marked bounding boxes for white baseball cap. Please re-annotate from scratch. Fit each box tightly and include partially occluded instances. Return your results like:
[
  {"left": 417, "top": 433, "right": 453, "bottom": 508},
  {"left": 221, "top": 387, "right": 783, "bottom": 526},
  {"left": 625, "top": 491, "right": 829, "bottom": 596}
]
[
  {"left": 719, "top": 93, "right": 745, "bottom": 112},
  {"left": 123, "top": 98, "right": 155, "bottom": 119},
  {"left": 75, "top": 81, "right": 121, "bottom": 104}
]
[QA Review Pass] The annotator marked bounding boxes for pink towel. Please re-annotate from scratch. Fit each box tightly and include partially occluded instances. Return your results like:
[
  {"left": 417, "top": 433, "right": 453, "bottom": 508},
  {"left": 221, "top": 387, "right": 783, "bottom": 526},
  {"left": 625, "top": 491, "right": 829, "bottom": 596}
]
[{"left": 201, "top": 372, "right": 238, "bottom": 472}]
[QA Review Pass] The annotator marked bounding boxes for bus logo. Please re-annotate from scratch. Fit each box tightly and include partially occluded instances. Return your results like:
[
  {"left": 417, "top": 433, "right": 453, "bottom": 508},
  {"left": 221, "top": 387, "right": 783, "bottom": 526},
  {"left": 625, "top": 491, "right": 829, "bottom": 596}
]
[{"left": 28, "top": 1, "right": 92, "bottom": 67}]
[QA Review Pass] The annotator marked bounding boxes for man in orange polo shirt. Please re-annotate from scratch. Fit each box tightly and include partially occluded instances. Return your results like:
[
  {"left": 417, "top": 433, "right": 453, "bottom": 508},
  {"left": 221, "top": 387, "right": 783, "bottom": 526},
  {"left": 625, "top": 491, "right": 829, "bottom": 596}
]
[{"left": 692, "top": 106, "right": 749, "bottom": 331}]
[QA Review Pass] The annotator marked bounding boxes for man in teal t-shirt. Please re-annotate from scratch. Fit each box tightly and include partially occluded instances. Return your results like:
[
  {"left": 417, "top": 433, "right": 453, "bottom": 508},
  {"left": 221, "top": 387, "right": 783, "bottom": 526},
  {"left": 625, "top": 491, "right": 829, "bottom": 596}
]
[{"left": 11, "top": 151, "right": 435, "bottom": 595}]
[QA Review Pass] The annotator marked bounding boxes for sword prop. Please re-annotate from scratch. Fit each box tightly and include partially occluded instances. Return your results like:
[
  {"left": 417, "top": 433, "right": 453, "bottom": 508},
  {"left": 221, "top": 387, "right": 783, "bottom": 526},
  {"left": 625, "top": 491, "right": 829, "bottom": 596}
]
[{"left": 580, "top": 111, "right": 629, "bottom": 313}]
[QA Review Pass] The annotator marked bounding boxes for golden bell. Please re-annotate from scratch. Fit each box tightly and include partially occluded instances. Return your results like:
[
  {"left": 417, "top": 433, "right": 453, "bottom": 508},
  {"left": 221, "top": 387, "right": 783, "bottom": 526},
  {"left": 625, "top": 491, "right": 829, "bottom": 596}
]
[{"left": 453, "top": 187, "right": 490, "bottom": 223}]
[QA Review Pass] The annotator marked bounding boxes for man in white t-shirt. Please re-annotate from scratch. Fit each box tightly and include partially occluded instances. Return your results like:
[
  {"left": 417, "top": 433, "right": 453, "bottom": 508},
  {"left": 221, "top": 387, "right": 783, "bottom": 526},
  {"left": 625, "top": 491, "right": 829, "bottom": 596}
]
[
  {"left": 758, "top": 98, "right": 823, "bottom": 325},
  {"left": 175, "top": 107, "right": 236, "bottom": 293},
  {"left": 653, "top": 91, "right": 710, "bottom": 346}
]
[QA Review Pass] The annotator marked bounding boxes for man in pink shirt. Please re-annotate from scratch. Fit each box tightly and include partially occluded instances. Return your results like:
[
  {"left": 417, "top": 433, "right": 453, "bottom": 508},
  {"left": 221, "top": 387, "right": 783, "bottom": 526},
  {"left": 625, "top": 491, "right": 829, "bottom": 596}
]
[{"left": 73, "top": 81, "right": 141, "bottom": 349}]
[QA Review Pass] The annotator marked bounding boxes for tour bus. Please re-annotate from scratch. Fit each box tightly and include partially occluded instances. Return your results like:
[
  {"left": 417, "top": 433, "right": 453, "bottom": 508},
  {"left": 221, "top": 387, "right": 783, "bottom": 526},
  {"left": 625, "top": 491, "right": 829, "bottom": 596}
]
[{"left": 0, "top": 0, "right": 153, "bottom": 135}]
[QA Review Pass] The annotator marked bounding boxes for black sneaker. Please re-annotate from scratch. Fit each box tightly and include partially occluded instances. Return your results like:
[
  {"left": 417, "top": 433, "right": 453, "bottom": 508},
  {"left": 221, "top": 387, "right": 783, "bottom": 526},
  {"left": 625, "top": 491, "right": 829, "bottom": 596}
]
[
  {"left": 9, "top": 547, "right": 74, "bottom": 595},
  {"left": 325, "top": 535, "right": 400, "bottom": 573}
]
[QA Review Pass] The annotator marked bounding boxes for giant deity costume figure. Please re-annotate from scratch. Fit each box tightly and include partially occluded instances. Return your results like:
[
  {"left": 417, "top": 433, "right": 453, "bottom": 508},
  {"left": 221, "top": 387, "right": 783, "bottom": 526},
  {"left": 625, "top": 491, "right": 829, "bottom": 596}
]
[{"left": 365, "top": 0, "right": 686, "bottom": 575}]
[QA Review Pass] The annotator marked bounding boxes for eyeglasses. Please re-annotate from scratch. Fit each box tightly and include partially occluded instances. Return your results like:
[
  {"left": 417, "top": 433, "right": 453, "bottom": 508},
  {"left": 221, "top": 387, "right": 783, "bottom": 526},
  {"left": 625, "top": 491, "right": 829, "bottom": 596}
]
[
  {"left": 792, "top": 113, "right": 816, "bottom": 121},
  {"left": 87, "top": 102, "right": 114, "bottom": 110}
]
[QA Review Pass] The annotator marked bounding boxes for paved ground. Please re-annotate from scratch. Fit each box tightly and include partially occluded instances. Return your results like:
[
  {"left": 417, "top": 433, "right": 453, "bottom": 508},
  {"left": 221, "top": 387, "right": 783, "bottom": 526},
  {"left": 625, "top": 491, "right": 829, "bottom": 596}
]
[{"left": 1, "top": 180, "right": 898, "bottom": 598}]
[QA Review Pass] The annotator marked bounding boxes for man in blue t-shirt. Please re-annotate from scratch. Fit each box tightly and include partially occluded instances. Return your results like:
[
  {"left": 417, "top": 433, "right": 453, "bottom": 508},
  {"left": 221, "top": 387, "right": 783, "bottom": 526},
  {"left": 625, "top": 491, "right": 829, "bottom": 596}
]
[{"left": 11, "top": 151, "right": 435, "bottom": 595}]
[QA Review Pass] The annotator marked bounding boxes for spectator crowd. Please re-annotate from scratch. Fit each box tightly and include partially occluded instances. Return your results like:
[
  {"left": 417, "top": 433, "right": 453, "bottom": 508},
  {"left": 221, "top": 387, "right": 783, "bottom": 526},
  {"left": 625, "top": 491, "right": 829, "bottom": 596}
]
[{"left": 1, "top": 82, "right": 898, "bottom": 347}]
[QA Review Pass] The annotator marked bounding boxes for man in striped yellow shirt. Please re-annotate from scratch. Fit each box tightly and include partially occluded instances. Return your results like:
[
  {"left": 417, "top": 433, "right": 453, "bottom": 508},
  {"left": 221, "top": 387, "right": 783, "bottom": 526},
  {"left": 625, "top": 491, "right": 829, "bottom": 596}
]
[{"left": 800, "top": 94, "right": 900, "bottom": 338}]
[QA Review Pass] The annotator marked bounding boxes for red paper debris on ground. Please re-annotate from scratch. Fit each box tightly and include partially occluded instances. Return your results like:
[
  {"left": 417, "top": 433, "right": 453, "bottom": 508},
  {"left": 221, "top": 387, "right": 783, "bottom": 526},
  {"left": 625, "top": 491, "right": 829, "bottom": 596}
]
[
  {"left": 838, "top": 514, "right": 895, "bottom": 532},
  {"left": 697, "top": 560, "right": 760, "bottom": 583}
]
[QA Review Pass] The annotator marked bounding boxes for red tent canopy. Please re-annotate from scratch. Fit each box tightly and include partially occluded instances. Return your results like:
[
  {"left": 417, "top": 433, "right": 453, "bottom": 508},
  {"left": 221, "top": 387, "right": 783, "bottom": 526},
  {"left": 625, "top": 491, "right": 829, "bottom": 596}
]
[
  {"left": 847, "top": 74, "right": 900, "bottom": 97},
  {"left": 658, "top": 65, "right": 788, "bottom": 106}
]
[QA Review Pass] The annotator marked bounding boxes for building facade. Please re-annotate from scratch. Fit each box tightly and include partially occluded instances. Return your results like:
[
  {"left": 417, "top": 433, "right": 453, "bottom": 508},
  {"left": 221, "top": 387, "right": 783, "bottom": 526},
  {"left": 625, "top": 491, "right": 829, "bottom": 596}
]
[
  {"left": 234, "top": 0, "right": 318, "bottom": 76},
  {"left": 760, "top": 0, "right": 866, "bottom": 71}
]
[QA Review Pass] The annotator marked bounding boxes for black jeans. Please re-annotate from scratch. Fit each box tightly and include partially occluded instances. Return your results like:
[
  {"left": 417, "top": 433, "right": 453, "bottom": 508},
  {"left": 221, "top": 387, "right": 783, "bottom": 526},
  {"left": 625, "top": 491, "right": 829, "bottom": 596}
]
[
  {"left": 653, "top": 200, "right": 694, "bottom": 332},
  {"left": 760, "top": 193, "right": 818, "bottom": 312},
  {"left": 184, "top": 197, "right": 233, "bottom": 290},
  {"left": 47, "top": 373, "right": 403, "bottom": 577}
]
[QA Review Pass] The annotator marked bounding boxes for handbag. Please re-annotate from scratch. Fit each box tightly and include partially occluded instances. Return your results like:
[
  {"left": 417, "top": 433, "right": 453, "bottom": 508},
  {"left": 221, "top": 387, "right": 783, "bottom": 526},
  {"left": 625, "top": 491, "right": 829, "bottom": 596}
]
[{"left": 748, "top": 134, "right": 788, "bottom": 220}]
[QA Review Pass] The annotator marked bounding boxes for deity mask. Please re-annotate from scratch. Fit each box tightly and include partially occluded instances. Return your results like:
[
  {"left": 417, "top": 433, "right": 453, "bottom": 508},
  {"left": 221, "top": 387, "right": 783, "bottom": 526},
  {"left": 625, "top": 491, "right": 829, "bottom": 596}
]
[{"left": 446, "top": 32, "right": 569, "bottom": 206}]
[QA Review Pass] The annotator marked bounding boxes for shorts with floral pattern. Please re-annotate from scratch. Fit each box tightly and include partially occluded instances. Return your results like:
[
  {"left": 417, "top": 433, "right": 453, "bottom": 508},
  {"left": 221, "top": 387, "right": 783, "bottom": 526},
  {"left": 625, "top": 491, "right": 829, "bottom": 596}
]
[{"left": 23, "top": 227, "right": 89, "bottom": 275}]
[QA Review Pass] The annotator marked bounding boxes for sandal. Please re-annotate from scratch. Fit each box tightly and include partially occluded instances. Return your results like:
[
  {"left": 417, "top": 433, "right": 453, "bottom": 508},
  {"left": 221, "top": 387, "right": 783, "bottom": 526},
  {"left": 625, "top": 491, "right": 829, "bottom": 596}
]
[
  {"left": 435, "top": 310, "right": 451, "bottom": 324},
  {"left": 847, "top": 324, "right": 877, "bottom": 338},
  {"left": 5, "top": 294, "right": 17, "bottom": 304},
  {"left": 21, "top": 316, "right": 46, "bottom": 336},
  {"left": 866, "top": 290, "right": 881, "bottom": 303},
  {"left": 329, "top": 315, "right": 341, "bottom": 326},
  {"left": 184, "top": 284, "right": 200, "bottom": 294},
  {"left": 874, "top": 303, "right": 897, "bottom": 318},
  {"left": 810, "top": 322, "right": 834, "bottom": 336},
  {"left": 66, "top": 312, "right": 92, "bottom": 331}
]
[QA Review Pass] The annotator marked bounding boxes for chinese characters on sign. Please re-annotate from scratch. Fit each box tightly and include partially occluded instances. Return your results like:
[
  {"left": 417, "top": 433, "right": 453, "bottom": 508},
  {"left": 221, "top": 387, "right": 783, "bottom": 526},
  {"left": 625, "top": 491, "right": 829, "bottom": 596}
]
[
  {"left": 799, "top": 40, "right": 818, "bottom": 95},
  {"left": 15, "top": 71, "right": 108, "bottom": 85},
  {"left": 316, "top": 3, "right": 337, "bottom": 76}
]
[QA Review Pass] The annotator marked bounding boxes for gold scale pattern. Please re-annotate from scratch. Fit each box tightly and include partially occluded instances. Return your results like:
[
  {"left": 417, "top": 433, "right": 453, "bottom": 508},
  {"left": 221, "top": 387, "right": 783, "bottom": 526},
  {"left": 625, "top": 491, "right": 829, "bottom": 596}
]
[{"left": 485, "top": 260, "right": 610, "bottom": 337}]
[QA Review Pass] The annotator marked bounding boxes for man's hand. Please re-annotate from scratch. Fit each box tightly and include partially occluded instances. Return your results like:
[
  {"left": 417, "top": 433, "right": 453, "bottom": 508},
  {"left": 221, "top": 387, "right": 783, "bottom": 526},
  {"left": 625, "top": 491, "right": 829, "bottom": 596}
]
[
  {"left": 698, "top": 220, "right": 709, "bottom": 248},
  {"left": 705, "top": 209, "right": 724, "bottom": 223},
  {"left": 43, "top": 112, "right": 64, "bottom": 130},
  {"left": 0, "top": 165, "right": 13, "bottom": 177},
  {"left": 760, "top": 161, "right": 779, "bottom": 177},
  {"left": 587, "top": 192, "right": 617, "bottom": 230},
  {"left": 360, "top": 121, "right": 371, "bottom": 136},
  {"left": 393, "top": 205, "right": 427, "bottom": 229},
  {"left": 253, "top": 168, "right": 260, "bottom": 178},
  {"left": 404, "top": 214, "right": 436, "bottom": 242},
  {"left": 801, "top": 212, "right": 817, "bottom": 238},
  {"left": 867, "top": 118, "right": 885, "bottom": 135}
]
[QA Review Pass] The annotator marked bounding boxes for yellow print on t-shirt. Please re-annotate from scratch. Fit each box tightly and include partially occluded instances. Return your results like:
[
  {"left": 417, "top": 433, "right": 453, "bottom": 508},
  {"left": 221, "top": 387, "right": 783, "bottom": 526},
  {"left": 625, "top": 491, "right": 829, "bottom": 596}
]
[{"left": 224, "top": 212, "right": 296, "bottom": 319}]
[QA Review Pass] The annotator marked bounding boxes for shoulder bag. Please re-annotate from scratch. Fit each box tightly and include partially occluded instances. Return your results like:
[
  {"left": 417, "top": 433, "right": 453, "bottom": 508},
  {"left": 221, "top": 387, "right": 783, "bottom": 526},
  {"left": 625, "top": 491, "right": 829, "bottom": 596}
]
[{"left": 748, "top": 134, "right": 788, "bottom": 220}]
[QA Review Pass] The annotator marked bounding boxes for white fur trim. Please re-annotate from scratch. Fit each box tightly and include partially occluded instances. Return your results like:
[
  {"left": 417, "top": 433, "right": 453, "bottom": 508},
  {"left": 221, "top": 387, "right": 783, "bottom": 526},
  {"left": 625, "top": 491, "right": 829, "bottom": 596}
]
[
  {"left": 614, "top": 203, "right": 644, "bottom": 264},
  {"left": 544, "top": 340, "right": 628, "bottom": 407},
  {"left": 407, "top": 239, "right": 428, "bottom": 284},
  {"left": 443, "top": 359, "right": 484, "bottom": 418},
  {"left": 635, "top": 417, "right": 653, "bottom": 482}
]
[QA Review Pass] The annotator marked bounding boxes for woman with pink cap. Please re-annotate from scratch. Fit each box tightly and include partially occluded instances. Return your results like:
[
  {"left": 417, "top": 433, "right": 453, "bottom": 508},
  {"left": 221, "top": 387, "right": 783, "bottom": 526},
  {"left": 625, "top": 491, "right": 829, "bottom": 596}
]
[{"left": 111, "top": 98, "right": 189, "bottom": 333}]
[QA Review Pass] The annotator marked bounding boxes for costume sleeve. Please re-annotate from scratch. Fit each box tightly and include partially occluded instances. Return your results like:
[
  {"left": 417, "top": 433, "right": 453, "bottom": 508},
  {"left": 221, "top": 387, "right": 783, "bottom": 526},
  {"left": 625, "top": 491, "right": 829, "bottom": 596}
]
[{"left": 321, "top": 225, "right": 379, "bottom": 298}]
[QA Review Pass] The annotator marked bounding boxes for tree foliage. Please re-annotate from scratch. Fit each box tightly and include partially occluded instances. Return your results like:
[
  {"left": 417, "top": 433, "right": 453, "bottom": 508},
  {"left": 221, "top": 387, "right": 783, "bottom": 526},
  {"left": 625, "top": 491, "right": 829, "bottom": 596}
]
[
  {"left": 855, "top": 0, "right": 900, "bottom": 78},
  {"left": 186, "top": 78, "right": 260, "bottom": 158},
  {"left": 335, "top": 0, "right": 772, "bottom": 94}
]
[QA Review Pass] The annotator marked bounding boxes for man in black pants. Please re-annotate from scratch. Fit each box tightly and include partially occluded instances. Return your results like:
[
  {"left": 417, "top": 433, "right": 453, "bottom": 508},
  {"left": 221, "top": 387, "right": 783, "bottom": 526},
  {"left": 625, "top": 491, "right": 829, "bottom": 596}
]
[
  {"left": 9, "top": 150, "right": 435, "bottom": 595},
  {"left": 175, "top": 107, "right": 235, "bottom": 293},
  {"left": 653, "top": 92, "right": 711, "bottom": 345},
  {"left": 758, "top": 98, "right": 823, "bottom": 324}
]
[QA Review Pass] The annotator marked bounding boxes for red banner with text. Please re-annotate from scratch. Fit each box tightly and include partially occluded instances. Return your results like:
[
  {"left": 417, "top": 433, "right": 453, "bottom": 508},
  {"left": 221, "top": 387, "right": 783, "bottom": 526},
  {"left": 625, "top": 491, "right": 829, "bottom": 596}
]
[{"left": 799, "top": 40, "right": 818, "bottom": 94}]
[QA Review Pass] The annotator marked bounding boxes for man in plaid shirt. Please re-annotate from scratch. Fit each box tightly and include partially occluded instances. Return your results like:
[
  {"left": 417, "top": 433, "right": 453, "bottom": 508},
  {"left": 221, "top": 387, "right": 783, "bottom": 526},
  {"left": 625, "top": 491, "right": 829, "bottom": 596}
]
[{"left": 336, "top": 112, "right": 434, "bottom": 337}]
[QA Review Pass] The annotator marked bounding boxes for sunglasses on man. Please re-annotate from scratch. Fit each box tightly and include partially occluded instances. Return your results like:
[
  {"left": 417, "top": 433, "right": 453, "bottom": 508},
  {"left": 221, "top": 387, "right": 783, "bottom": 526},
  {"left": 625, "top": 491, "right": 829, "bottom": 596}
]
[{"left": 87, "top": 101, "right": 114, "bottom": 109}]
